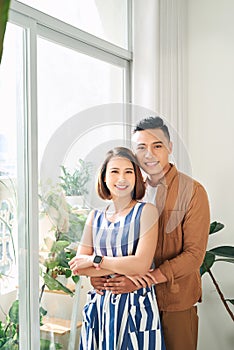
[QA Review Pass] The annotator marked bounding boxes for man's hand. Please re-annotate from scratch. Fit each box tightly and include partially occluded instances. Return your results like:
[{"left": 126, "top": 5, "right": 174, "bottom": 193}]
[
  {"left": 90, "top": 276, "right": 107, "bottom": 295},
  {"left": 104, "top": 275, "right": 137, "bottom": 294},
  {"left": 104, "top": 272, "right": 157, "bottom": 294},
  {"left": 127, "top": 271, "right": 157, "bottom": 288}
]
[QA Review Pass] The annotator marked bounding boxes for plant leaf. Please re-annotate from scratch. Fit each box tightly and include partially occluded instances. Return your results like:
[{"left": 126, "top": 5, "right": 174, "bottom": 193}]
[
  {"left": 8, "top": 300, "right": 19, "bottom": 324},
  {"left": 0, "top": 0, "right": 11, "bottom": 64},
  {"left": 209, "top": 221, "right": 224, "bottom": 235},
  {"left": 209, "top": 246, "right": 234, "bottom": 258},
  {"left": 72, "top": 275, "right": 80, "bottom": 284},
  {"left": 43, "top": 273, "right": 73, "bottom": 295},
  {"left": 40, "top": 338, "right": 63, "bottom": 350},
  {"left": 51, "top": 240, "right": 70, "bottom": 253},
  {"left": 215, "top": 258, "right": 234, "bottom": 263},
  {"left": 200, "top": 251, "right": 215, "bottom": 275},
  {"left": 226, "top": 299, "right": 234, "bottom": 305}
]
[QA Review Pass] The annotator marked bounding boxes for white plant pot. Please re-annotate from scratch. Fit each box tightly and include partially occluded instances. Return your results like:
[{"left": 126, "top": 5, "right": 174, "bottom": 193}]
[
  {"left": 66, "top": 195, "right": 84, "bottom": 208},
  {"left": 56, "top": 275, "right": 67, "bottom": 286}
]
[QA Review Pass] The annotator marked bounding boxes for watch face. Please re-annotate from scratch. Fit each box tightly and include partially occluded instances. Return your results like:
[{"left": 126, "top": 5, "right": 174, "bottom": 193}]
[{"left": 93, "top": 255, "right": 102, "bottom": 264}]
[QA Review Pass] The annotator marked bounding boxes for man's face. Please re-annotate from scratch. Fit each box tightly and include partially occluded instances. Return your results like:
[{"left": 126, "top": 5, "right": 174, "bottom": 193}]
[{"left": 132, "top": 129, "right": 172, "bottom": 177}]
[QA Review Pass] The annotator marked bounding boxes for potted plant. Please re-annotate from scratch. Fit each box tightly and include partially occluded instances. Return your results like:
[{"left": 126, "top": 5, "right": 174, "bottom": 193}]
[
  {"left": 59, "top": 159, "right": 92, "bottom": 208},
  {"left": 0, "top": 300, "right": 62, "bottom": 349},
  {"left": 39, "top": 183, "right": 88, "bottom": 299},
  {"left": 201, "top": 221, "right": 234, "bottom": 321}
]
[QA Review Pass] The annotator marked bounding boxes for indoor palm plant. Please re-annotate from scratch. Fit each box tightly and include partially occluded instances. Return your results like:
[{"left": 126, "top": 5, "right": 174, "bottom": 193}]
[{"left": 201, "top": 221, "right": 234, "bottom": 321}]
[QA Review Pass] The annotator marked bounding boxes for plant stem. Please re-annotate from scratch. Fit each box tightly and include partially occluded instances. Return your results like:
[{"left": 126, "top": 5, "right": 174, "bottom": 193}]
[
  {"left": 39, "top": 283, "right": 46, "bottom": 304},
  {"left": 205, "top": 264, "right": 234, "bottom": 322}
]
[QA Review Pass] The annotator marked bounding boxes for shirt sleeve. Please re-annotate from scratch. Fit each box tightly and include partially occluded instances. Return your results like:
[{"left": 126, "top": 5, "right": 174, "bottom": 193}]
[{"left": 159, "top": 183, "right": 210, "bottom": 283}]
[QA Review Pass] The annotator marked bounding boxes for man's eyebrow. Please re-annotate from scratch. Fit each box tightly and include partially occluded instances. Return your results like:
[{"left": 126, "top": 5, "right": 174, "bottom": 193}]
[{"left": 136, "top": 141, "right": 163, "bottom": 145}]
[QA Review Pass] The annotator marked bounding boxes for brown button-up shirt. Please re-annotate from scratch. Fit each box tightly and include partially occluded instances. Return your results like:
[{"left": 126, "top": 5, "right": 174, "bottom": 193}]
[{"left": 154, "top": 164, "right": 210, "bottom": 311}]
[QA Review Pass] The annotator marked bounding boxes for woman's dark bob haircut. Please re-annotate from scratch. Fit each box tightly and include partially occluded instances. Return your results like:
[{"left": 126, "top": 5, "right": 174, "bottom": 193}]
[{"left": 97, "top": 147, "right": 145, "bottom": 200}]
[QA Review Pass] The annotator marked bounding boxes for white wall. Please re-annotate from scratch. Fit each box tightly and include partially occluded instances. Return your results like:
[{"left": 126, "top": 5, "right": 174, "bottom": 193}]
[
  {"left": 133, "top": 0, "right": 234, "bottom": 348},
  {"left": 187, "top": 0, "right": 234, "bottom": 349}
]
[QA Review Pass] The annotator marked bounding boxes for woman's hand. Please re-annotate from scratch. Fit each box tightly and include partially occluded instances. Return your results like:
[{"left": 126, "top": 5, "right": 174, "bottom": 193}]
[{"left": 69, "top": 254, "right": 93, "bottom": 274}]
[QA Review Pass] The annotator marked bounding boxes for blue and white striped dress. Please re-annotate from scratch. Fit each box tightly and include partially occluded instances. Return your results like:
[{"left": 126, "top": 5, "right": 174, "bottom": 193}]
[{"left": 79, "top": 202, "right": 165, "bottom": 350}]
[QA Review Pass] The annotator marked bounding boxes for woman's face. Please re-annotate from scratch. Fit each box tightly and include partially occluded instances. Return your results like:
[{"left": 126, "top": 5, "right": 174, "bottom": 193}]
[{"left": 105, "top": 156, "right": 135, "bottom": 200}]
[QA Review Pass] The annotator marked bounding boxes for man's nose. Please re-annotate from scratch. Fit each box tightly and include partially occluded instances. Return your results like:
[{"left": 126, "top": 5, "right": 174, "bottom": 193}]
[{"left": 145, "top": 148, "right": 153, "bottom": 158}]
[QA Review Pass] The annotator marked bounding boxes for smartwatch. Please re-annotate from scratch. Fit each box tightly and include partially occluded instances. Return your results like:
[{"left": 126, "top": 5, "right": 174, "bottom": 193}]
[{"left": 93, "top": 255, "right": 104, "bottom": 269}]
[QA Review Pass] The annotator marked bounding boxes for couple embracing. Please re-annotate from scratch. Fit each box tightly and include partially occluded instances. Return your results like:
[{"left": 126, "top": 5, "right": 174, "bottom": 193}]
[{"left": 69, "top": 116, "right": 210, "bottom": 350}]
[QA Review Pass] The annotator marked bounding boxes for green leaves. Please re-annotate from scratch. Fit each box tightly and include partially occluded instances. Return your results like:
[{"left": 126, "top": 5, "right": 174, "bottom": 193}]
[
  {"left": 0, "top": 0, "right": 11, "bottom": 64},
  {"left": 40, "top": 339, "right": 62, "bottom": 350},
  {"left": 0, "top": 300, "right": 18, "bottom": 349},
  {"left": 43, "top": 273, "right": 74, "bottom": 295},
  {"left": 209, "top": 246, "right": 234, "bottom": 260},
  {"left": 8, "top": 300, "right": 19, "bottom": 324},
  {"left": 209, "top": 221, "right": 225, "bottom": 235},
  {"left": 201, "top": 221, "right": 234, "bottom": 321},
  {"left": 50, "top": 240, "right": 70, "bottom": 254},
  {"left": 59, "top": 159, "right": 92, "bottom": 196},
  {"left": 200, "top": 251, "right": 215, "bottom": 276}
]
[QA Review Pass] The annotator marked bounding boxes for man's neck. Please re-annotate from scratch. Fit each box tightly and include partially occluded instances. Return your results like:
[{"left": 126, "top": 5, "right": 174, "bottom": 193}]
[{"left": 146, "top": 163, "right": 172, "bottom": 187}]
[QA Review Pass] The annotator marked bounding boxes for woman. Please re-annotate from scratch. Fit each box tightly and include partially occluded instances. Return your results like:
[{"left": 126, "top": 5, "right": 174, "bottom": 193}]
[{"left": 69, "top": 147, "right": 165, "bottom": 350}]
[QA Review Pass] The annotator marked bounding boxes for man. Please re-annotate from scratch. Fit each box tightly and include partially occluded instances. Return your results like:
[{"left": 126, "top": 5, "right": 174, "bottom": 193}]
[{"left": 91, "top": 116, "right": 210, "bottom": 350}]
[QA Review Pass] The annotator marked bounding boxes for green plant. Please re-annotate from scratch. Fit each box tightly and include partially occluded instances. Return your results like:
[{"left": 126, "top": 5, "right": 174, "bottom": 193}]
[
  {"left": 0, "top": 175, "right": 17, "bottom": 265},
  {"left": 0, "top": 300, "right": 62, "bottom": 349},
  {"left": 39, "top": 184, "right": 88, "bottom": 299},
  {"left": 201, "top": 221, "right": 234, "bottom": 322},
  {"left": 59, "top": 159, "right": 92, "bottom": 196},
  {"left": 0, "top": 0, "right": 11, "bottom": 64}
]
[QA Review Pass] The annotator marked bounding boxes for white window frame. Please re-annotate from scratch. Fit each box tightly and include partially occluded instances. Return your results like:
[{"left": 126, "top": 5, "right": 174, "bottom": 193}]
[{"left": 8, "top": 1, "right": 132, "bottom": 349}]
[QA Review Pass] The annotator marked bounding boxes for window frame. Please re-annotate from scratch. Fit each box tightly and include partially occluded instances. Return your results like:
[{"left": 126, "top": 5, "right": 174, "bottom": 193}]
[{"left": 7, "top": 1, "right": 132, "bottom": 349}]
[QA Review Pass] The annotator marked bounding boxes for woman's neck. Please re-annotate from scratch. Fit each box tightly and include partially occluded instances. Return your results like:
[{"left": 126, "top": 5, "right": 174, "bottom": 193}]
[
  {"left": 111, "top": 197, "right": 135, "bottom": 213},
  {"left": 106, "top": 197, "right": 136, "bottom": 222}
]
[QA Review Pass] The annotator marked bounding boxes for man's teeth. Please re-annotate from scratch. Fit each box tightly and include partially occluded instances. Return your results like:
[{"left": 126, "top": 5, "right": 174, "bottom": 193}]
[{"left": 145, "top": 162, "right": 158, "bottom": 166}]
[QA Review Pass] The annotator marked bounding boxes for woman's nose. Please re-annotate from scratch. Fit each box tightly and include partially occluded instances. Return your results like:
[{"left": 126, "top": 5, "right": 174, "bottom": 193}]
[{"left": 118, "top": 173, "right": 126, "bottom": 181}]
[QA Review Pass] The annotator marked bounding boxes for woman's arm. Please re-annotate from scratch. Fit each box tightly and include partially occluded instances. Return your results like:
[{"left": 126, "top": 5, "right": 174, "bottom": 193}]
[
  {"left": 69, "top": 210, "right": 115, "bottom": 276},
  {"left": 70, "top": 204, "right": 159, "bottom": 276},
  {"left": 100, "top": 204, "right": 158, "bottom": 275}
]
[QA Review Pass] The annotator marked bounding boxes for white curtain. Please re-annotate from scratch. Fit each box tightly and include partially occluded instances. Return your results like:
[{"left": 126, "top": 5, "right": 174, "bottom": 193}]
[{"left": 159, "top": 0, "right": 189, "bottom": 173}]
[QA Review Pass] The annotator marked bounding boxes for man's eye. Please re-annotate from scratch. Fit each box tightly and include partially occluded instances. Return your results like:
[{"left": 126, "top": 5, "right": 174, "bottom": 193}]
[{"left": 137, "top": 146, "right": 145, "bottom": 150}]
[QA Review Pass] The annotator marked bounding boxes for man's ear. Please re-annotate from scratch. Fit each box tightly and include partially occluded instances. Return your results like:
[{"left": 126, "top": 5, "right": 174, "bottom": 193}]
[{"left": 168, "top": 141, "right": 173, "bottom": 154}]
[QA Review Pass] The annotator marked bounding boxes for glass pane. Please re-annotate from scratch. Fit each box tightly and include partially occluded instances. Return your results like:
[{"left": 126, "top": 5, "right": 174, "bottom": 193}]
[
  {"left": 18, "top": 0, "right": 128, "bottom": 48},
  {"left": 0, "top": 22, "right": 23, "bottom": 347},
  {"left": 38, "top": 37, "right": 126, "bottom": 349}
]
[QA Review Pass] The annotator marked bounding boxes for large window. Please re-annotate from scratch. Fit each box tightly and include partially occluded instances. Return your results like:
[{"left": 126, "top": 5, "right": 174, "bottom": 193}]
[
  {"left": 0, "top": 1, "right": 131, "bottom": 349},
  {"left": 17, "top": 0, "right": 129, "bottom": 48}
]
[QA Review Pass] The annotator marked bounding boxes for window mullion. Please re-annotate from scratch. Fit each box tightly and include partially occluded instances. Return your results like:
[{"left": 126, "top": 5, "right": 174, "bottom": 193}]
[{"left": 18, "top": 18, "right": 40, "bottom": 350}]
